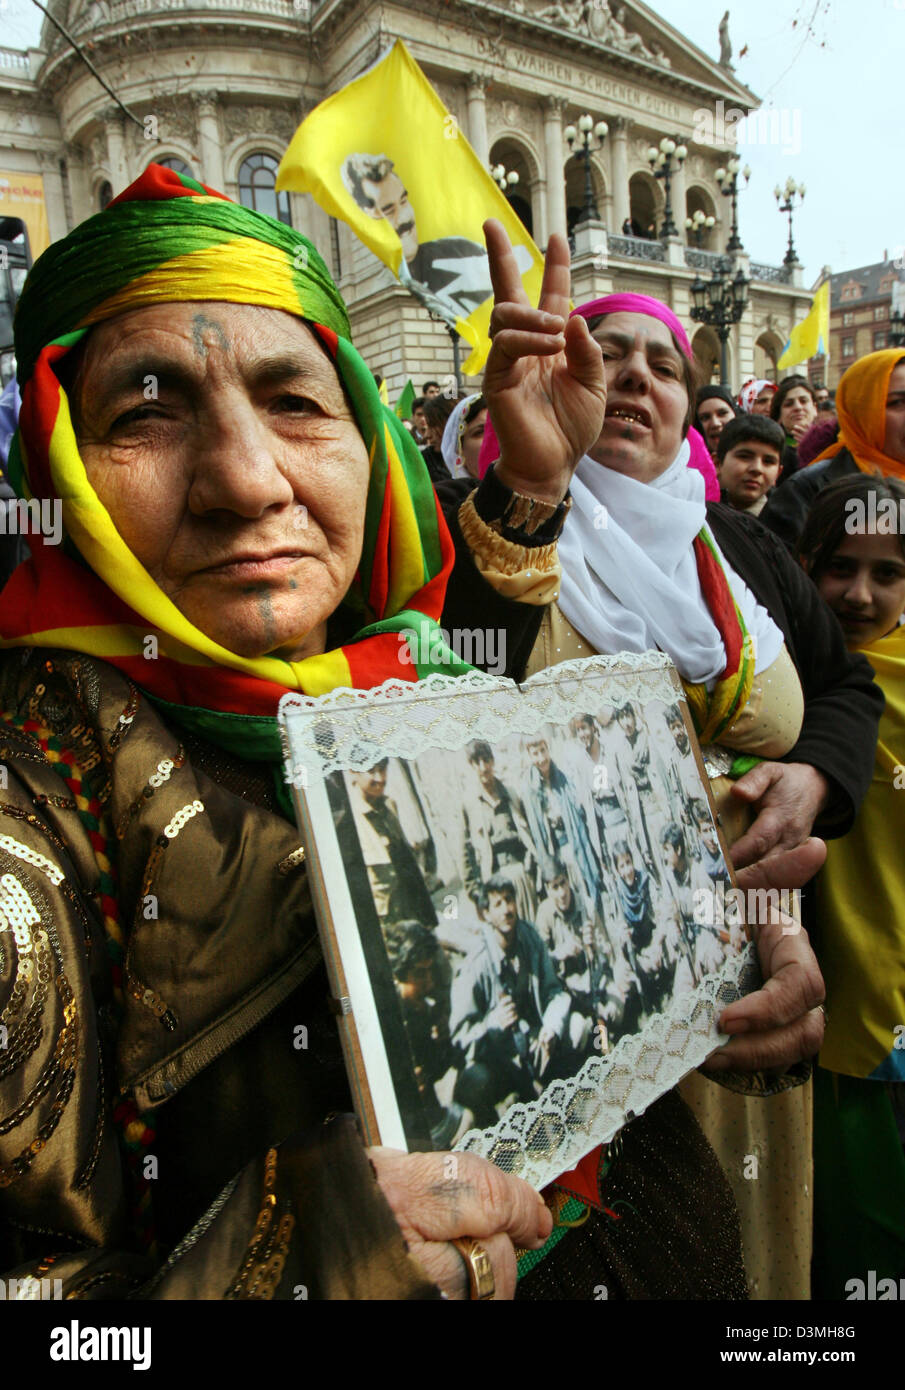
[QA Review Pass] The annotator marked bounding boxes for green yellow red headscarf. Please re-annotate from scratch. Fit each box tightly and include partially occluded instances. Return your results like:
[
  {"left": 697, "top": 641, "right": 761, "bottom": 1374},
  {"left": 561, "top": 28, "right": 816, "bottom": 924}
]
[
  {"left": 2, "top": 165, "right": 465, "bottom": 755},
  {"left": 812, "top": 348, "right": 905, "bottom": 479}
]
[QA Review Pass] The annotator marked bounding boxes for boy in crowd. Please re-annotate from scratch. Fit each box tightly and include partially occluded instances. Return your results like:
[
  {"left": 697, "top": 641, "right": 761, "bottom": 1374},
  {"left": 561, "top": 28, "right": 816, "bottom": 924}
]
[{"left": 716, "top": 414, "right": 785, "bottom": 516}]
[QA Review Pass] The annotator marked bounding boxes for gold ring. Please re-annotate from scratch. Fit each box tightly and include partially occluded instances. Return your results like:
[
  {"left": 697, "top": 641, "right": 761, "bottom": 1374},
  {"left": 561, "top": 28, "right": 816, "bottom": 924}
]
[{"left": 452, "top": 1236, "right": 495, "bottom": 1300}]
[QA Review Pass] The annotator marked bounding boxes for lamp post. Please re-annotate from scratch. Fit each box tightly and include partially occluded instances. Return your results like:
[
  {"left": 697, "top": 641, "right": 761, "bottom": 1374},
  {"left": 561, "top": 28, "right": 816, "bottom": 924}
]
[
  {"left": 564, "top": 114, "right": 609, "bottom": 224},
  {"left": 774, "top": 176, "right": 806, "bottom": 266},
  {"left": 491, "top": 162, "right": 520, "bottom": 198},
  {"left": 690, "top": 259, "right": 750, "bottom": 387},
  {"left": 646, "top": 134, "right": 687, "bottom": 239},
  {"left": 889, "top": 309, "right": 905, "bottom": 348},
  {"left": 715, "top": 156, "right": 750, "bottom": 253},
  {"left": 685, "top": 208, "right": 716, "bottom": 247}
]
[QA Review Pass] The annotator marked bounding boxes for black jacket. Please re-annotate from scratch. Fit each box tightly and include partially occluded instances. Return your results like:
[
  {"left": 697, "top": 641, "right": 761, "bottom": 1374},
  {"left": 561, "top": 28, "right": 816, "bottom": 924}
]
[
  {"left": 760, "top": 448, "right": 859, "bottom": 550},
  {"left": 441, "top": 489, "right": 883, "bottom": 840}
]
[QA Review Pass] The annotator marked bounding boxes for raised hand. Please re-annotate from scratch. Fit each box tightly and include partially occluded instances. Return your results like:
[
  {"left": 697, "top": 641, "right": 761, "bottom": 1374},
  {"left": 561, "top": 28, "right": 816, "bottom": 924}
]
[{"left": 482, "top": 219, "right": 607, "bottom": 505}]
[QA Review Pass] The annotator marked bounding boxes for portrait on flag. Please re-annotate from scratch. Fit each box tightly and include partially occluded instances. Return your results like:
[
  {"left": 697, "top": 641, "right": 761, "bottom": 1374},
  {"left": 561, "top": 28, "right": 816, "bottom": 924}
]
[{"left": 277, "top": 39, "right": 544, "bottom": 373}]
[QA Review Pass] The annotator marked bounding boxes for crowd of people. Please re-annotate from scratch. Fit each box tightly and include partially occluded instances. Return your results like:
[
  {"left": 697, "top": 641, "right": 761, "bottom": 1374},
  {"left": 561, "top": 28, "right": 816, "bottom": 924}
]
[{"left": 0, "top": 160, "right": 901, "bottom": 1304}]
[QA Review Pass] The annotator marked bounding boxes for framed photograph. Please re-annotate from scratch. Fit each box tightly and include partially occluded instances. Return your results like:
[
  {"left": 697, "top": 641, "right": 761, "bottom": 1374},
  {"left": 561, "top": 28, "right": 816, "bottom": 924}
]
[{"left": 279, "top": 654, "right": 759, "bottom": 1191}]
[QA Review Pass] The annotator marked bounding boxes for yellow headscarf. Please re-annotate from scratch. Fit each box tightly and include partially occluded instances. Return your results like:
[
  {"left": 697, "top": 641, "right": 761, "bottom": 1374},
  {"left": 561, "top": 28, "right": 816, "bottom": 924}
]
[{"left": 813, "top": 348, "right": 905, "bottom": 478}]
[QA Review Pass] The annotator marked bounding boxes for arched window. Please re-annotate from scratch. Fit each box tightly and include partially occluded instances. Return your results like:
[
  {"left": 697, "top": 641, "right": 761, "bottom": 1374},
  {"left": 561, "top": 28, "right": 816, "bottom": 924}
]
[
  {"left": 98, "top": 180, "right": 113, "bottom": 210},
  {"left": 238, "top": 153, "right": 292, "bottom": 226},
  {"left": 156, "top": 156, "right": 194, "bottom": 178}
]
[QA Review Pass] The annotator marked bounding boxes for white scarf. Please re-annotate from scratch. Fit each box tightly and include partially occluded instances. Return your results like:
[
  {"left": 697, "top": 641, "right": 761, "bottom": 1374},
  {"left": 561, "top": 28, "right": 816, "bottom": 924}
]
[
  {"left": 557, "top": 444, "right": 783, "bottom": 687},
  {"left": 440, "top": 394, "right": 480, "bottom": 477}
]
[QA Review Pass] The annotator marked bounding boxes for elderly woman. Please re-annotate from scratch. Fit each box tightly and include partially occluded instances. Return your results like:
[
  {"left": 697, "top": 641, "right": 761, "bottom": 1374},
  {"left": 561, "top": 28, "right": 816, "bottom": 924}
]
[
  {"left": 0, "top": 167, "right": 574, "bottom": 1301},
  {"left": 441, "top": 225, "right": 883, "bottom": 1298}
]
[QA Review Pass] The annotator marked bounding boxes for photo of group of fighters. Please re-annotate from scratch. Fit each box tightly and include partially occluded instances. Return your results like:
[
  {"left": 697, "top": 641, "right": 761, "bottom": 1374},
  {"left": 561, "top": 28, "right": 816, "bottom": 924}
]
[{"left": 331, "top": 698, "right": 739, "bottom": 1148}]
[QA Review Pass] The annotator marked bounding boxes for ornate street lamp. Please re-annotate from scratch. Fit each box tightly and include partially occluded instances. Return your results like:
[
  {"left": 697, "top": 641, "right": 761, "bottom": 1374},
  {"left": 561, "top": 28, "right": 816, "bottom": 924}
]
[
  {"left": 565, "top": 114, "right": 609, "bottom": 224},
  {"left": 685, "top": 208, "right": 716, "bottom": 247},
  {"left": 646, "top": 134, "right": 687, "bottom": 239},
  {"left": 715, "top": 156, "right": 750, "bottom": 253},
  {"left": 774, "top": 176, "right": 806, "bottom": 267},
  {"left": 491, "top": 162, "right": 520, "bottom": 196},
  {"left": 889, "top": 308, "right": 905, "bottom": 348},
  {"left": 690, "top": 258, "right": 750, "bottom": 387}
]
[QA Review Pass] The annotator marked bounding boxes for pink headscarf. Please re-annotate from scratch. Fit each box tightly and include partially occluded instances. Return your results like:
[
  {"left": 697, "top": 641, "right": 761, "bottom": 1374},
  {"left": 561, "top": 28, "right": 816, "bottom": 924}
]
[{"left": 477, "top": 291, "right": 720, "bottom": 500}]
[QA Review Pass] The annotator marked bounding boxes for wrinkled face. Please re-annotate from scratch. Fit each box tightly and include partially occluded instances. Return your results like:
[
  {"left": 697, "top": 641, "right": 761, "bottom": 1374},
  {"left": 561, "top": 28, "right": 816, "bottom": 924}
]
[
  {"left": 814, "top": 532, "right": 905, "bottom": 649},
  {"left": 752, "top": 387, "right": 775, "bottom": 415},
  {"left": 526, "top": 738, "right": 551, "bottom": 777},
  {"left": 718, "top": 442, "right": 782, "bottom": 507},
  {"left": 461, "top": 407, "right": 488, "bottom": 480},
  {"left": 486, "top": 889, "right": 518, "bottom": 939},
  {"left": 361, "top": 171, "right": 418, "bottom": 261},
  {"left": 883, "top": 363, "right": 905, "bottom": 464},
  {"left": 779, "top": 385, "right": 816, "bottom": 433},
  {"left": 615, "top": 851, "right": 635, "bottom": 886},
  {"left": 698, "top": 397, "right": 736, "bottom": 452},
  {"left": 549, "top": 873, "right": 572, "bottom": 913},
  {"left": 588, "top": 313, "right": 689, "bottom": 483},
  {"left": 72, "top": 302, "right": 371, "bottom": 662}
]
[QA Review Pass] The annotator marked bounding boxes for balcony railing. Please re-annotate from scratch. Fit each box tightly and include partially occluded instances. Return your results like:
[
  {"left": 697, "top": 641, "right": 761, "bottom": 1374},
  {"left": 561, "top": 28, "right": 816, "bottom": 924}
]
[
  {"left": 684, "top": 247, "right": 726, "bottom": 272},
  {"left": 0, "top": 48, "right": 31, "bottom": 72},
  {"left": 608, "top": 234, "right": 666, "bottom": 263},
  {"left": 749, "top": 261, "right": 793, "bottom": 285}
]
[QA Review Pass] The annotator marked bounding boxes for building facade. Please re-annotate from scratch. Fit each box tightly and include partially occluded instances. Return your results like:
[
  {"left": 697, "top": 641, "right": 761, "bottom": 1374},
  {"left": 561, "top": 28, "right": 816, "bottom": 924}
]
[
  {"left": 810, "top": 257, "right": 905, "bottom": 391},
  {"left": 1, "top": 0, "right": 815, "bottom": 396}
]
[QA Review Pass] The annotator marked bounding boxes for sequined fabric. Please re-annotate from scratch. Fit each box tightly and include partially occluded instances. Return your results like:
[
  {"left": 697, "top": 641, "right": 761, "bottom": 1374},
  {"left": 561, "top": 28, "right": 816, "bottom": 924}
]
[
  {"left": 0, "top": 647, "right": 437, "bottom": 1298},
  {"left": 517, "top": 1088, "right": 748, "bottom": 1299}
]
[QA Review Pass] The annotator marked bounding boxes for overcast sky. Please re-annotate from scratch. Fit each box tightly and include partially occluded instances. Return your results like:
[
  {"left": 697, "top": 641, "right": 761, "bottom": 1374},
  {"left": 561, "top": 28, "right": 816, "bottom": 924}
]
[
  {"left": 649, "top": 0, "right": 903, "bottom": 283},
  {"left": 4, "top": 0, "right": 901, "bottom": 284}
]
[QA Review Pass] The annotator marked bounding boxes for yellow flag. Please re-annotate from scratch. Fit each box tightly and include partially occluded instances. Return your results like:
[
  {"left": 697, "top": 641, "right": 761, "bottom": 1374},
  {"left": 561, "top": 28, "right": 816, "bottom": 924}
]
[
  {"left": 276, "top": 39, "right": 544, "bottom": 375},
  {"left": 0, "top": 171, "right": 50, "bottom": 258},
  {"left": 777, "top": 280, "right": 830, "bottom": 369}
]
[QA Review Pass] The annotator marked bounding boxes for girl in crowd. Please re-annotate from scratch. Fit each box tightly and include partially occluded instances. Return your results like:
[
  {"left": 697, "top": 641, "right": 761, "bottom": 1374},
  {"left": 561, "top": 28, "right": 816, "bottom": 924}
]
[
  {"left": 440, "top": 393, "right": 488, "bottom": 480},
  {"left": 694, "top": 383, "right": 738, "bottom": 458},
  {"left": 763, "top": 350, "right": 905, "bottom": 548},
  {"left": 768, "top": 373, "right": 817, "bottom": 483},
  {"left": 799, "top": 474, "right": 905, "bottom": 1300}
]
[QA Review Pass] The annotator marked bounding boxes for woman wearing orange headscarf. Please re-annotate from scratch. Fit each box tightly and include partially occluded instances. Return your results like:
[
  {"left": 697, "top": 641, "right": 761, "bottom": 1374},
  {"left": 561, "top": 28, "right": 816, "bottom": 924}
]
[{"left": 761, "top": 350, "right": 905, "bottom": 547}]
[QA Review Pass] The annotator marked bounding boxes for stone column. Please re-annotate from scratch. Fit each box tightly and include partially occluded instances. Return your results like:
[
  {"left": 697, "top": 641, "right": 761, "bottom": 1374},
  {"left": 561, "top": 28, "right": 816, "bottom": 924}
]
[
  {"left": 609, "top": 116, "right": 630, "bottom": 231},
  {"left": 194, "top": 92, "right": 225, "bottom": 191},
  {"left": 542, "top": 96, "right": 567, "bottom": 241},
  {"left": 36, "top": 151, "right": 69, "bottom": 240},
  {"left": 531, "top": 176, "right": 548, "bottom": 247},
  {"left": 65, "top": 144, "right": 93, "bottom": 225},
  {"left": 466, "top": 73, "right": 489, "bottom": 166},
  {"left": 670, "top": 156, "right": 687, "bottom": 238},
  {"left": 103, "top": 108, "right": 129, "bottom": 193}
]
